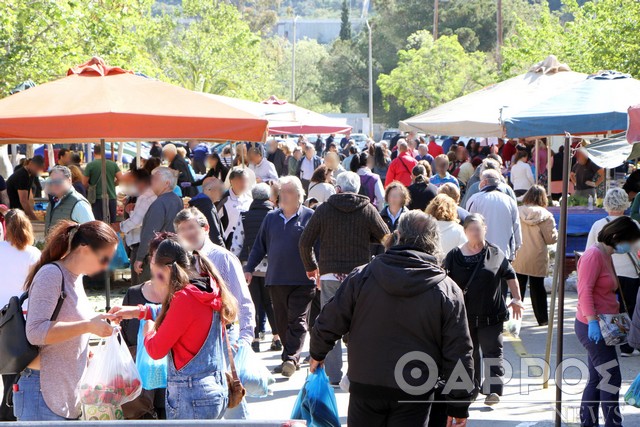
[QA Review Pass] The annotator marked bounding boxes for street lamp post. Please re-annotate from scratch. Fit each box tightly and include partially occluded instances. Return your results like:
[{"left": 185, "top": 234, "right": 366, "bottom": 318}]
[
  {"left": 433, "top": 0, "right": 439, "bottom": 40},
  {"left": 366, "top": 19, "right": 373, "bottom": 138},
  {"left": 291, "top": 16, "right": 299, "bottom": 102}
]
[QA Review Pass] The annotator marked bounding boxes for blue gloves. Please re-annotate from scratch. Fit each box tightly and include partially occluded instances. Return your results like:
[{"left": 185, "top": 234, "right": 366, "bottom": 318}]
[{"left": 588, "top": 320, "right": 603, "bottom": 344}]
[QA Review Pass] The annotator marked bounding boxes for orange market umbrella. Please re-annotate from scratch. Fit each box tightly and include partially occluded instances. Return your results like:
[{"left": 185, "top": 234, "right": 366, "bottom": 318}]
[{"left": 0, "top": 57, "right": 268, "bottom": 309}]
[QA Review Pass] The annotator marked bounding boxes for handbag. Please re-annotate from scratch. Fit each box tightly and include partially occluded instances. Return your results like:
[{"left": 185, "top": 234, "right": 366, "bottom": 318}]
[
  {"left": 596, "top": 244, "right": 632, "bottom": 346},
  {"left": 223, "top": 326, "right": 245, "bottom": 409},
  {"left": 0, "top": 263, "right": 66, "bottom": 375},
  {"left": 87, "top": 184, "right": 97, "bottom": 204}
]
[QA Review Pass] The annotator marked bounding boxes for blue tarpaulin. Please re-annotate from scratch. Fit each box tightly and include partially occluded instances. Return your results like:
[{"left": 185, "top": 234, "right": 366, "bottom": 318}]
[{"left": 504, "top": 71, "right": 640, "bottom": 138}]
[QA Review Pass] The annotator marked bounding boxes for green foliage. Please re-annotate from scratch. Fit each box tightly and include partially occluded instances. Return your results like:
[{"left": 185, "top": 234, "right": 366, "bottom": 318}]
[
  {"left": 377, "top": 33, "right": 496, "bottom": 115},
  {"left": 339, "top": 0, "right": 352, "bottom": 41}
]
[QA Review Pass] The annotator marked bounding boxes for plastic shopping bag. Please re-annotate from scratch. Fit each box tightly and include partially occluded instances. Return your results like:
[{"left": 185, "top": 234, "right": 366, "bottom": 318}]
[
  {"left": 109, "top": 236, "right": 129, "bottom": 270},
  {"left": 506, "top": 306, "right": 522, "bottom": 338},
  {"left": 78, "top": 330, "right": 142, "bottom": 407},
  {"left": 233, "top": 343, "right": 275, "bottom": 398},
  {"left": 291, "top": 367, "right": 340, "bottom": 427},
  {"left": 625, "top": 373, "right": 640, "bottom": 407},
  {"left": 136, "top": 305, "right": 167, "bottom": 390}
]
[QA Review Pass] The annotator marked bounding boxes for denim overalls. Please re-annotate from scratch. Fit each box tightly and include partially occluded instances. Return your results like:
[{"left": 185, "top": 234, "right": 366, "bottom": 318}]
[{"left": 165, "top": 311, "right": 228, "bottom": 420}]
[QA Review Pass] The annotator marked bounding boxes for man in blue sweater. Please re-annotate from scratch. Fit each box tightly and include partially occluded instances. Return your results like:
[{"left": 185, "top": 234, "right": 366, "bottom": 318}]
[{"left": 244, "top": 176, "right": 316, "bottom": 378}]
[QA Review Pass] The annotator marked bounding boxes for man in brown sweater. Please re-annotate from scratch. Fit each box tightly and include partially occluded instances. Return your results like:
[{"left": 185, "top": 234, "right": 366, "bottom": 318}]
[{"left": 299, "top": 171, "right": 390, "bottom": 384}]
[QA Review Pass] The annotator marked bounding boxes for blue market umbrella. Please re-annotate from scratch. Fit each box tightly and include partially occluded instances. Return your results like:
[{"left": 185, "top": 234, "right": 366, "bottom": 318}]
[{"left": 503, "top": 71, "right": 640, "bottom": 138}]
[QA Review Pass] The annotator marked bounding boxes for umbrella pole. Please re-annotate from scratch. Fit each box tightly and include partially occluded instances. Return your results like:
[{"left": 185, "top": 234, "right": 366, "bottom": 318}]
[
  {"left": 554, "top": 133, "right": 571, "bottom": 427},
  {"left": 535, "top": 139, "right": 539, "bottom": 184},
  {"left": 547, "top": 138, "right": 552, "bottom": 196},
  {"left": 100, "top": 139, "right": 111, "bottom": 312},
  {"left": 136, "top": 142, "right": 141, "bottom": 170}
]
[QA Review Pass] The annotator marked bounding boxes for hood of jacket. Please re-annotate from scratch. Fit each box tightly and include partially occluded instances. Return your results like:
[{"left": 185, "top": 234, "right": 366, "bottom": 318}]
[
  {"left": 326, "top": 192, "right": 370, "bottom": 213},
  {"left": 186, "top": 279, "right": 221, "bottom": 309},
  {"left": 518, "top": 205, "right": 552, "bottom": 225},
  {"left": 370, "top": 245, "right": 447, "bottom": 297}
]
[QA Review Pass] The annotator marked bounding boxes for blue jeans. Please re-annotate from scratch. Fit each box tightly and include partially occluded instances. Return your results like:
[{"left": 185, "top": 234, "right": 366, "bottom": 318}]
[
  {"left": 223, "top": 324, "right": 249, "bottom": 420},
  {"left": 13, "top": 369, "right": 69, "bottom": 421},
  {"left": 320, "top": 279, "right": 343, "bottom": 383},
  {"left": 575, "top": 319, "right": 623, "bottom": 427}
]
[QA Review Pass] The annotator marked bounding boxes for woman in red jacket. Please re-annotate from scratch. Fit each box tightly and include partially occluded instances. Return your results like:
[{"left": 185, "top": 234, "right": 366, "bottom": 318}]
[{"left": 112, "top": 240, "right": 238, "bottom": 419}]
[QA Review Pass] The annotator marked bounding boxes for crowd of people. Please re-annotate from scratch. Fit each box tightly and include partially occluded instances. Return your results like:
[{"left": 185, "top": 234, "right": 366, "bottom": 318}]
[{"left": 1, "top": 131, "right": 639, "bottom": 427}]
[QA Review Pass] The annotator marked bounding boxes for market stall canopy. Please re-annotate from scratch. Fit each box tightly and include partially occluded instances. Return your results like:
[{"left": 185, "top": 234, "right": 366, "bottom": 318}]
[
  {"left": 202, "top": 93, "right": 351, "bottom": 135},
  {"left": 504, "top": 71, "right": 640, "bottom": 138},
  {"left": 583, "top": 133, "right": 633, "bottom": 169},
  {"left": 0, "top": 57, "right": 268, "bottom": 143},
  {"left": 399, "top": 56, "right": 587, "bottom": 138}
]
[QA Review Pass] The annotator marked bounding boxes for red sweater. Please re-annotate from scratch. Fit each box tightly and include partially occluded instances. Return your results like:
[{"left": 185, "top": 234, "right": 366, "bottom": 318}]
[
  {"left": 576, "top": 246, "right": 619, "bottom": 324},
  {"left": 144, "top": 283, "right": 222, "bottom": 370}
]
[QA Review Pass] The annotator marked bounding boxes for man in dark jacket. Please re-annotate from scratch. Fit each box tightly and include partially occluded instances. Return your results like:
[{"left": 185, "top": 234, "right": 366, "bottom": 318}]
[
  {"left": 296, "top": 143, "right": 322, "bottom": 193},
  {"left": 188, "top": 177, "right": 225, "bottom": 247},
  {"left": 267, "top": 139, "right": 288, "bottom": 177},
  {"left": 300, "top": 171, "right": 390, "bottom": 384},
  {"left": 163, "top": 143, "right": 196, "bottom": 197},
  {"left": 310, "top": 211, "right": 474, "bottom": 426}
]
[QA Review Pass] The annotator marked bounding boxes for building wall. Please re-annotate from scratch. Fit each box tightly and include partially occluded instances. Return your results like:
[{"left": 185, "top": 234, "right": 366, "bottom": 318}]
[{"left": 274, "top": 19, "right": 365, "bottom": 44}]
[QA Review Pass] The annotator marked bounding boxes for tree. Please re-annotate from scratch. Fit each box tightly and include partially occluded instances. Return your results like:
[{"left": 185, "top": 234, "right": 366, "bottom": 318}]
[
  {"left": 153, "top": 0, "right": 274, "bottom": 100},
  {"left": 378, "top": 32, "right": 496, "bottom": 115},
  {"left": 339, "top": 0, "right": 351, "bottom": 41}
]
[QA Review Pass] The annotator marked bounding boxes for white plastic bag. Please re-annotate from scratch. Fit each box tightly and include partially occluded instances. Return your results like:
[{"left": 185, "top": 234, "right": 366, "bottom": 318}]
[
  {"left": 78, "top": 330, "right": 142, "bottom": 406},
  {"left": 506, "top": 306, "right": 522, "bottom": 338},
  {"left": 233, "top": 343, "right": 275, "bottom": 397}
]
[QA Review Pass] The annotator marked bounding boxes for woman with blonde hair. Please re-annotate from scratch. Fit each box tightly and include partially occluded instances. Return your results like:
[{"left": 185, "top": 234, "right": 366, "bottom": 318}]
[
  {"left": 0, "top": 209, "right": 41, "bottom": 421},
  {"left": 512, "top": 185, "right": 557, "bottom": 326},
  {"left": 111, "top": 239, "right": 238, "bottom": 419},
  {"left": 426, "top": 194, "right": 467, "bottom": 254}
]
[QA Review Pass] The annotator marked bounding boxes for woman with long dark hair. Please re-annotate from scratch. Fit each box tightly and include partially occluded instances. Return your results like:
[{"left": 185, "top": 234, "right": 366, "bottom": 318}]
[
  {"left": 111, "top": 240, "right": 238, "bottom": 419},
  {"left": 350, "top": 152, "right": 384, "bottom": 209},
  {"left": 17, "top": 220, "right": 118, "bottom": 421},
  {"left": 372, "top": 144, "right": 391, "bottom": 183}
]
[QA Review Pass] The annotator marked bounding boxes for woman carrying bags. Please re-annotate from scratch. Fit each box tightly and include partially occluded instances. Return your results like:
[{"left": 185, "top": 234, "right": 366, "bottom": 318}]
[
  {"left": 575, "top": 216, "right": 640, "bottom": 427},
  {"left": 18, "top": 220, "right": 118, "bottom": 421},
  {"left": 111, "top": 239, "right": 238, "bottom": 420}
]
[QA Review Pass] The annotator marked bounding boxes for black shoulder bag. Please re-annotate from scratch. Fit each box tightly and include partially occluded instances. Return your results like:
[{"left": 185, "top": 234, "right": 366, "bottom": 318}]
[{"left": 0, "top": 263, "right": 67, "bottom": 375}]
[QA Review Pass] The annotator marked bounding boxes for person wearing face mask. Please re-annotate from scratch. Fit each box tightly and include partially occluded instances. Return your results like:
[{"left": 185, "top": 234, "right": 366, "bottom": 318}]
[
  {"left": 576, "top": 216, "right": 640, "bottom": 427},
  {"left": 118, "top": 169, "right": 157, "bottom": 284}
]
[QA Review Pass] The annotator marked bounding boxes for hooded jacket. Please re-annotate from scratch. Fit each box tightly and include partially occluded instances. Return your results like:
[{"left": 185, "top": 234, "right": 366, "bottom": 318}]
[
  {"left": 512, "top": 205, "right": 558, "bottom": 277},
  {"left": 310, "top": 246, "right": 475, "bottom": 418},
  {"left": 299, "top": 193, "right": 390, "bottom": 275}
]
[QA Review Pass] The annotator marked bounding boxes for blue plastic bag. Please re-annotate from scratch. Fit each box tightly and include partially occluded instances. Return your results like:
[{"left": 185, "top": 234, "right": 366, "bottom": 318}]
[
  {"left": 234, "top": 343, "right": 275, "bottom": 398},
  {"left": 291, "top": 367, "right": 340, "bottom": 427},
  {"left": 135, "top": 305, "right": 167, "bottom": 390},
  {"left": 110, "top": 236, "right": 129, "bottom": 270},
  {"left": 625, "top": 373, "right": 640, "bottom": 407}
]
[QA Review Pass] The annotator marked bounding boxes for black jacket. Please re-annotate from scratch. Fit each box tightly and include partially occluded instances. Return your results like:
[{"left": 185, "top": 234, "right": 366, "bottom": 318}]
[
  {"left": 295, "top": 156, "right": 322, "bottom": 179},
  {"left": 239, "top": 199, "right": 274, "bottom": 262},
  {"left": 169, "top": 154, "right": 197, "bottom": 197},
  {"left": 443, "top": 243, "right": 516, "bottom": 326},
  {"left": 267, "top": 149, "right": 288, "bottom": 177},
  {"left": 188, "top": 194, "right": 225, "bottom": 247},
  {"left": 407, "top": 181, "right": 438, "bottom": 211},
  {"left": 310, "top": 246, "right": 475, "bottom": 418}
]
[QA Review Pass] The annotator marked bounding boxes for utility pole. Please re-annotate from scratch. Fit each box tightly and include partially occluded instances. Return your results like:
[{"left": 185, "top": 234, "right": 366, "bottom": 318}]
[
  {"left": 496, "top": 0, "right": 503, "bottom": 70},
  {"left": 291, "top": 16, "right": 298, "bottom": 102},
  {"left": 366, "top": 19, "right": 374, "bottom": 138},
  {"left": 433, "top": 0, "right": 439, "bottom": 40}
]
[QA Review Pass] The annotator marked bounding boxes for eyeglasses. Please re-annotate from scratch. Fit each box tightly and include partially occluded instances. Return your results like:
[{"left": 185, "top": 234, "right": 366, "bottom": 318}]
[{"left": 47, "top": 179, "right": 66, "bottom": 186}]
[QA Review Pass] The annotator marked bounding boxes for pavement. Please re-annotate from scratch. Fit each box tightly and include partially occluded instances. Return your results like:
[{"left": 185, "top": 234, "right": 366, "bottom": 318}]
[{"left": 34, "top": 286, "right": 640, "bottom": 425}]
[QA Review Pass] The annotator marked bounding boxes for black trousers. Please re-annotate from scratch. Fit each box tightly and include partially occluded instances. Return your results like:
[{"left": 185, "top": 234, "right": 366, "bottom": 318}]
[
  {"left": 469, "top": 321, "right": 504, "bottom": 396},
  {"left": 269, "top": 285, "right": 316, "bottom": 364},
  {"left": 248, "top": 276, "right": 277, "bottom": 338},
  {"left": 618, "top": 276, "right": 640, "bottom": 354},
  {"left": 307, "top": 289, "right": 321, "bottom": 329},
  {"left": 516, "top": 273, "right": 549, "bottom": 325},
  {"left": 91, "top": 198, "right": 117, "bottom": 223},
  {"left": 0, "top": 374, "right": 16, "bottom": 421},
  {"left": 348, "top": 393, "right": 432, "bottom": 427}
]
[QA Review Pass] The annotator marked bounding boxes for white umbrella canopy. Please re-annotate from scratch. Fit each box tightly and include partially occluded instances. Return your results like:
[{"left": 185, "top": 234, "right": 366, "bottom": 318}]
[{"left": 399, "top": 56, "right": 587, "bottom": 137}]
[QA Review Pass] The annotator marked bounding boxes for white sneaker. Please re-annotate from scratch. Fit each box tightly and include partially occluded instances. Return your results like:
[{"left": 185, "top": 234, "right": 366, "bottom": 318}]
[
  {"left": 484, "top": 393, "right": 500, "bottom": 406},
  {"left": 621, "top": 349, "right": 640, "bottom": 357}
]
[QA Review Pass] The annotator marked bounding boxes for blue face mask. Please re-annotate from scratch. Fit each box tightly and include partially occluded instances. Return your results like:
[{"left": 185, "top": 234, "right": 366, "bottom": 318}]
[{"left": 614, "top": 242, "right": 632, "bottom": 254}]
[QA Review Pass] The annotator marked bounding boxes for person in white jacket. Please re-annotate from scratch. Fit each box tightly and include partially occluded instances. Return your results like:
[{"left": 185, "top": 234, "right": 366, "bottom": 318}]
[
  {"left": 426, "top": 194, "right": 467, "bottom": 254},
  {"left": 510, "top": 151, "right": 535, "bottom": 198}
]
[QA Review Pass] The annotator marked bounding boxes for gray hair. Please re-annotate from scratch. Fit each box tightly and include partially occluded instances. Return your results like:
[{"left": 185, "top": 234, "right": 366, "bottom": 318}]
[
  {"left": 481, "top": 159, "right": 500, "bottom": 173},
  {"left": 49, "top": 165, "right": 72, "bottom": 180},
  {"left": 252, "top": 183, "right": 271, "bottom": 201},
  {"left": 174, "top": 207, "right": 208, "bottom": 230},
  {"left": 336, "top": 171, "right": 361, "bottom": 193},
  {"left": 279, "top": 176, "right": 306, "bottom": 204},
  {"left": 481, "top": 169, "right": 501, "bottom": 187},
  {"left": 152, "top": 166, "right": 178, "bottom": 188},
  {"left": 603, "top": 188, "right": 631, "bottom": 213},
  {"left": 396, "top": 210, "right": 441, "bottom": 259}
]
